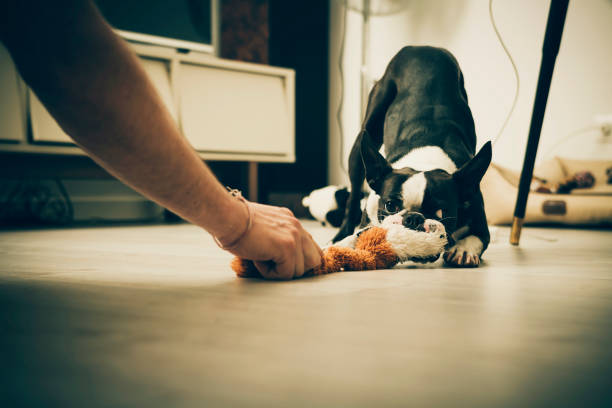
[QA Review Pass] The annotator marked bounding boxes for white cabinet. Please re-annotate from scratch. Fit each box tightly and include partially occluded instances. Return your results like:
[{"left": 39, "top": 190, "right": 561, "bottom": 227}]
[
  {"left": 0, "top": 43, "right": 295, "bottom": 163},
  {"left": 140, "top": 57, "right": 176, "bottom": 121},
  {"left": 178, "top": 60, "right": 293, "bottom": 158},
  {"left": 27, "top": 56, "right": 177, "bottom": 145},
  {"left": 29, "top": 90, "right": 73, "bottom": 144}
]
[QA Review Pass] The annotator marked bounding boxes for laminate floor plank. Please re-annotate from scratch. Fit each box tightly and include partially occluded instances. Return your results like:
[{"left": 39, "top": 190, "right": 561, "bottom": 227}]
[{"left": 1, "top": 222, "right": 611, "bottom": 407}]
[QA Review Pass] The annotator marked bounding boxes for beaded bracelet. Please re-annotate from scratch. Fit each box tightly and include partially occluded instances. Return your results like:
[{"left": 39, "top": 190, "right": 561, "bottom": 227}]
[{"left": 213, "top": 188, "right": 253, "bottom": 251}]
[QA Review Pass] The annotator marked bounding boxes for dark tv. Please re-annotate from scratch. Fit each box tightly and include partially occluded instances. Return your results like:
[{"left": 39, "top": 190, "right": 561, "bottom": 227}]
[{"left": 94, "top": 0, "right": 215, "bottom": 53}]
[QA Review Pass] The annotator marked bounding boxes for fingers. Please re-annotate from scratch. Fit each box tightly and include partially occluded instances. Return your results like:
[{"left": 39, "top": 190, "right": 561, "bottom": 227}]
[
  {"left": 231, "top": 203, "right": 321, "bottom": 280},
  {"left": 293, "top": 226, "right": 305, "bottom": 279},
  {"left": 267, "top": 216, "right": 300, "bottom": 280},
  {"left": 302, "top": 231, "right": 323, "bottom": 271},
  {"left": 253, "top": 260, "right": 273, "bottom": 277},
  {"left": 277, "top": 228, "right": 299, "bottom": 279},
  {"left": 253, "top": 260, "right": 287, "bottom": 280}
]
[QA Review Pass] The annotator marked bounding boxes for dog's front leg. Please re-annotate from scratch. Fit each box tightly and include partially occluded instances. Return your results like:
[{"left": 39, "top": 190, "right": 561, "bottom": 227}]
[
  {"left": 332, "top": 131, "right": 367, "bottom": 242},
  {"left": 332, "top": 79, "right": 397, "bottom": 242},
  {"left": 444, "top": 235, "right": 484, "bottom": 267},
  {"left": 444, "top": 192, "right": 490, "bottom": 267}
]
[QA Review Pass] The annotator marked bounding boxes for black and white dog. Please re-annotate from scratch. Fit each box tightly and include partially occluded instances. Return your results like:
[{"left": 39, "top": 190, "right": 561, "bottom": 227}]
[{"left": 332, "top": 46, "right": 492, "bottom": 267}]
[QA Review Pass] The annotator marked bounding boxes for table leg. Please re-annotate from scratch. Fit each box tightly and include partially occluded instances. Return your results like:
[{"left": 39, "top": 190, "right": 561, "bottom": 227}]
[
  {"left": 248, "top": 162, "right": 258, "bottom": 202},
  {"left": 510, "top": 0, "right": 569, "bottom": 245}
]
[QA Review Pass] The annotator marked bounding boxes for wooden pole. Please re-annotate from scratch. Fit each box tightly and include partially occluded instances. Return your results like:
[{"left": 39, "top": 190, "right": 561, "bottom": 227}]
[
  {"left": 248, "top": 162, "right": 258, "bottom": 202},
  {"left": 510, "top": 0, "right": 569, "bottom": 245}
]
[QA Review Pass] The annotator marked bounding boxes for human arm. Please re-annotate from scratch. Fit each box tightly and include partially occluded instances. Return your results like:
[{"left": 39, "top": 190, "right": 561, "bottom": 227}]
[{"left": 0, "top": 0, "right": 321, "bottom": 279}]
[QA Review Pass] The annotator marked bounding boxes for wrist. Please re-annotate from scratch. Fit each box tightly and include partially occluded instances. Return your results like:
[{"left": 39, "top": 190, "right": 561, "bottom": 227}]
[{"left": 211, "top": 190, "right": 252, "bottom": 250}]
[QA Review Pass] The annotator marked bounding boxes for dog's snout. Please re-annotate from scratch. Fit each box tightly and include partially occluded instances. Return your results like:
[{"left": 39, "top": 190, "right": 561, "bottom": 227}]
[
  {"left": 423, "top": 219, "right": 447, "bottom": 241},
  {"left": 402, "top": 212, "right": 426, "bottom": 230},
  {"left": 424, "top": 220, "right": 438, "bottom": 233}
]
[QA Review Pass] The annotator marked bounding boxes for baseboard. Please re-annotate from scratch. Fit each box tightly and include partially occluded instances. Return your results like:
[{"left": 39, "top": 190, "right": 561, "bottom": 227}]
[
  {"left": 68, "top": 194, "right": 163, "bottom": 222},
  {"left": 0, "top": 179, "right": 163, "bottom": 225}
]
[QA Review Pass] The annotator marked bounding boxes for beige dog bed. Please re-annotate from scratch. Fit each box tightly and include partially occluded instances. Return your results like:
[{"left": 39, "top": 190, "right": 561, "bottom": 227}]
[{"left": 482, "top": 157, "right": 612, "bottom": 226}]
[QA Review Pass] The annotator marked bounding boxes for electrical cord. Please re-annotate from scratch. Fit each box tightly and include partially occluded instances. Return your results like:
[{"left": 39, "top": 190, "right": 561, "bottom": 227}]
[
  {"left": 335, "top": 0, "right": 520, "bottom": 170},
  {"left": 337, "top": 1, "right": 349, "bottom": 180},
  {"left": 540, "top": 125, "right": 600, "bottom": 159},
  {"left": 489, "top": 0, "right": 520, "bottom": 146}
]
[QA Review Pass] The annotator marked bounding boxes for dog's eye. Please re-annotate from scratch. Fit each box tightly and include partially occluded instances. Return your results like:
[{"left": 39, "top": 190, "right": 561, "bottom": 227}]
[{"left": 385, "top": 199, "right": 402, "bottom": 214}]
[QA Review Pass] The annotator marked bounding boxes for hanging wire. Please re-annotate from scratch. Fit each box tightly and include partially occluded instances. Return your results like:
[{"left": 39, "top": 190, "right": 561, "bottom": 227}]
[
  {"left": 489, "top": 0, "right": 520, "bottom": 146},
  {"left": 335, "top": 0, "right": 520, "bottom": 165},
  {"left": 540, "top": 125, "right": 600, "bottom": 159},
  {"left": 336, "top": 1, "right": 349, "bottom": 180}
]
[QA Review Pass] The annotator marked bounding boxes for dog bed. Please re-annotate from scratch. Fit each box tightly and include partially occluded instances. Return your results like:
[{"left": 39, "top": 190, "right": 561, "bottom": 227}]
[{"left": 482, "top": 157, "right": 612, "bottom": 226}]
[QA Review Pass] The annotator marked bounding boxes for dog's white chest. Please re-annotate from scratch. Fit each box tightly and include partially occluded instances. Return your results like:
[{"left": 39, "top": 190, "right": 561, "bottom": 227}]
[{"left": 390, "top": 146, "right": 457, "bottom": 173}]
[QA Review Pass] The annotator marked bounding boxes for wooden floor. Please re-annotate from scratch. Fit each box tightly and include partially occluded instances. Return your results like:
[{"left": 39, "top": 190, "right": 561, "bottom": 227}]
[{"left": 1, "top": 221, "right": 611, "bottom": 407}]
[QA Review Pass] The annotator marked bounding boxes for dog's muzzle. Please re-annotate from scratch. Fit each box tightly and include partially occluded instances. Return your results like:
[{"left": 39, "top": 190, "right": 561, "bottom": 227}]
[
  {"left": 402, "top": 212, "right": 426, "bottom": 230},
  {"left": 383, "top": 211, "right": 446, "bottom": 237}
]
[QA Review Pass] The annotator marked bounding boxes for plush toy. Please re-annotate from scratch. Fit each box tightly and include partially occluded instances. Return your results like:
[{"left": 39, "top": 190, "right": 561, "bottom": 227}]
[
  {"left": 231, "top": 218, "right": 448, "bottom": 279},
  {"left": 302, "top": 186, "right": 364, "bottom": 227},
  {"left": 557, "top": 170, "right": 595, "bottom": 193},
  {"left": 532, "top": 170, "right": 596, "bottom": 194}
]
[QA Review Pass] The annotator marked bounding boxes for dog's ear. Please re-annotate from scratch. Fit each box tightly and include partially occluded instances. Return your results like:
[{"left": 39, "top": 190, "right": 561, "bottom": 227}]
[
  {"left": 360, "top": 131, "right": 392, "bottom": 192},
  {"left": 453, "top": 141, "right": 492, "bottom": 195}
]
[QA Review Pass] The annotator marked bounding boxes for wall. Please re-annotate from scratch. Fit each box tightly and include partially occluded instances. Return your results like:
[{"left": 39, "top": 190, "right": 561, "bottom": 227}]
[
  {"left": 260, "top": 0, "right": 329, "bottom": 199},
  {"left": 329, "top": 0, "right": 612, "bottom": 186}
]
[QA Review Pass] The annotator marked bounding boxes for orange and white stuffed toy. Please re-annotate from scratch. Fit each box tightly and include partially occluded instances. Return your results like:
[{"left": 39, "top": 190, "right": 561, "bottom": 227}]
[{"left": 231, "top": 217, "right": 448, "bottom": 279}]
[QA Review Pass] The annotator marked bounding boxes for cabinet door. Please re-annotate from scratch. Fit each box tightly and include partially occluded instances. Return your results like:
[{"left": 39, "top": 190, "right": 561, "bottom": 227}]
[
  {"left": 29, "top": 57, "right": 176, "bottom": 143},
  {"left": 178, "top": 62, "right": 293, "bottom": 157},
  {"left": 29, "top": 90, "right": 73, "bottom": 143},
  {"left": 140, "top": 57, "right": 176, "bottom": 120},
  {"left": 0, "top": 45, "right": 26, "bottom": 142}
]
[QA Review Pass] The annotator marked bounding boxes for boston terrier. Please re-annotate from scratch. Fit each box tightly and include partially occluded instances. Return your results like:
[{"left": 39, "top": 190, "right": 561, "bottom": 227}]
[{"left": 332, "top": 46, "right": 492, "bottom": 267}]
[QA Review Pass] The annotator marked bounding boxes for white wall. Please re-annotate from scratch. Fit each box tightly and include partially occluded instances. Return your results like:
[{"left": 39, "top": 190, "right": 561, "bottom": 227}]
[{"left": 328, "top": 0, "right": 612, "bottom": 185}]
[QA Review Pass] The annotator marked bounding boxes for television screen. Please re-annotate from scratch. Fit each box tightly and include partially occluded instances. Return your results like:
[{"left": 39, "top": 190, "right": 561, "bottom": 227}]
[{"left": 95, "top": 0, "right": 212, "bottom": 46}]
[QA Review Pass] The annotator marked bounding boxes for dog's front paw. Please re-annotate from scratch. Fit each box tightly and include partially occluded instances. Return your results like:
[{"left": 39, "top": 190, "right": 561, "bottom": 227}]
[{"left": 444, "top": 235, "right": 483, "bottom": 268}]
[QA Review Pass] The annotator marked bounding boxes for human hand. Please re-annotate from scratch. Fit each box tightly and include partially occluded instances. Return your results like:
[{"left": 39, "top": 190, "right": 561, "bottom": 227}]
[{"left": 221, "top": 202, "right": 322, "bottom": 280}]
